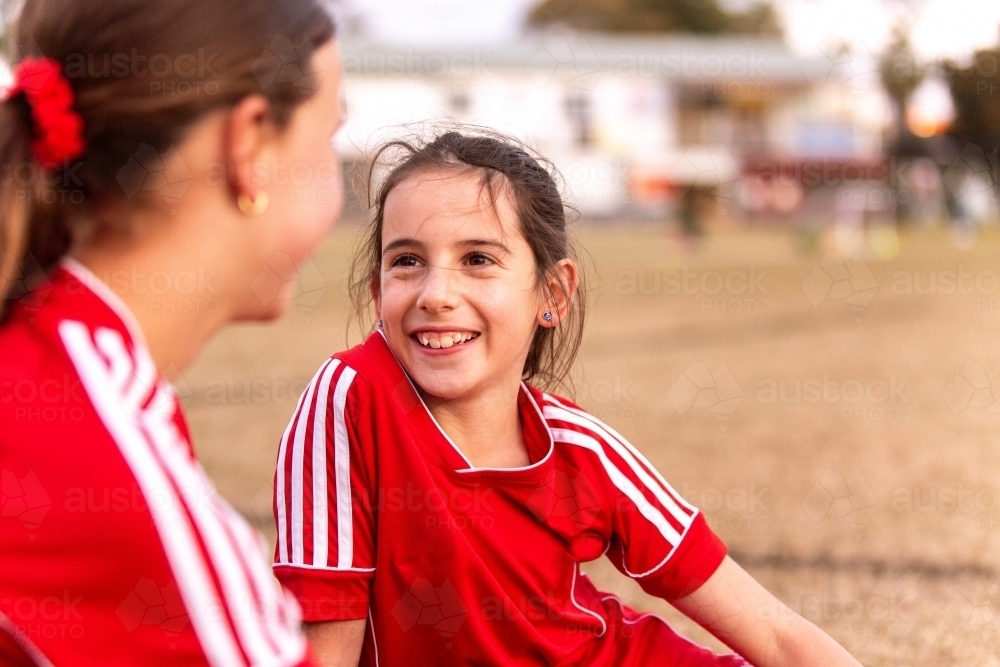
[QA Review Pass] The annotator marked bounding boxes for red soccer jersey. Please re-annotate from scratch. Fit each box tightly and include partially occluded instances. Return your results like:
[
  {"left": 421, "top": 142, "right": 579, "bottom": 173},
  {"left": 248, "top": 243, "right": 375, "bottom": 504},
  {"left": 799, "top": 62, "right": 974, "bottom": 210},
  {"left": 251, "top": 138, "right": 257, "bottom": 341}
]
[
  {"left": 0, "top": 260, "right": 312, "bottom": 667},
  {"left": 273, "top": 332, "right": 734, "bottom": 666}
]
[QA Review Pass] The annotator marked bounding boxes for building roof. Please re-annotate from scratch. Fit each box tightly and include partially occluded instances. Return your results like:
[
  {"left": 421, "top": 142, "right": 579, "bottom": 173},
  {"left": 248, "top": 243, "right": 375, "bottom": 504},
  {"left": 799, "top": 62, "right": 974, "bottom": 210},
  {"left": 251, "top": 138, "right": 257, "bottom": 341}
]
[{"left": 340, "top": 32, "right": 839, "bottom": 85}]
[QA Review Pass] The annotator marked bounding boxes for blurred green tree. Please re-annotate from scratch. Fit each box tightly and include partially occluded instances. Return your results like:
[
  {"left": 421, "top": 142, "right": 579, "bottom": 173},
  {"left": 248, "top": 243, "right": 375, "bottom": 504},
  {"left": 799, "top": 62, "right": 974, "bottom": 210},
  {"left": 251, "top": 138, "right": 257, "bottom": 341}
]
[
  {"left": 943, "top": 46, "right": 1000, "bottom": 156},
  {"left": 878, "top": 22, "right": 926, "bottom": 134},
  {"left": 0, "top": 2, "right": 14, "bottom": 59},
  {"left": 526, "top": 0, "right": 782, "bottom": 37}
]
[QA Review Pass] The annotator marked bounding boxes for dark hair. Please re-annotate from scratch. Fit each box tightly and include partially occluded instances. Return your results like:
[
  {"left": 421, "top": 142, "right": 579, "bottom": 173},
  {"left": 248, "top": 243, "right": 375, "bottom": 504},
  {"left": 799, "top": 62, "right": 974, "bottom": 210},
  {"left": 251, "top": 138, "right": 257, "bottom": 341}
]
[
  {"left": 348, "top": 129, "right": 587, "bottom": 392},
  {"left": 0, "top": 0, "right": 336, "bottom": 312}
]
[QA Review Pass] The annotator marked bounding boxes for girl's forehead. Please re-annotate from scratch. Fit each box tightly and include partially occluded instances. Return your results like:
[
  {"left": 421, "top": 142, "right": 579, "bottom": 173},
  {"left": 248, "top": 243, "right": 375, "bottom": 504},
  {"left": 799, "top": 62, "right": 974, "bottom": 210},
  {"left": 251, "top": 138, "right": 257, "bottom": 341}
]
[{"left": 383, "top": 169, "right": 519, "bottom": 239}]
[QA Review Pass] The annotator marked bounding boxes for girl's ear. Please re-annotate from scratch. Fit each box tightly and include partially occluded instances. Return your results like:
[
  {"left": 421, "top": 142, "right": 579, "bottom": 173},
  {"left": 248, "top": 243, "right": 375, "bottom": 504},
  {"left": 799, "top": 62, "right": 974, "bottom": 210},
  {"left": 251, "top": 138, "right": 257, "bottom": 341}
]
[
  {"left": 538, "top": 258, "right": 580, "bottom": 327},
  {"left": 224, "top": 93, "right": 274, "bottom": 206}
]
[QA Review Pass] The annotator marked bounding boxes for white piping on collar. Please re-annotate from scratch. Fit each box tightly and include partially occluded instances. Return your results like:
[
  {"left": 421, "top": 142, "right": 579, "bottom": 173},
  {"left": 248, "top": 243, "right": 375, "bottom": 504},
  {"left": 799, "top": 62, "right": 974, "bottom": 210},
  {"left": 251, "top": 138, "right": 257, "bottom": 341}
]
[
  {"left": 60, "top": 257, "right": 149, "bottom": 350},
  {"left": 452, "top": 383, "right": 555, "bottom": 474},
  {"left": 373, "top": 328, "right": 556, "bottom": 474}
]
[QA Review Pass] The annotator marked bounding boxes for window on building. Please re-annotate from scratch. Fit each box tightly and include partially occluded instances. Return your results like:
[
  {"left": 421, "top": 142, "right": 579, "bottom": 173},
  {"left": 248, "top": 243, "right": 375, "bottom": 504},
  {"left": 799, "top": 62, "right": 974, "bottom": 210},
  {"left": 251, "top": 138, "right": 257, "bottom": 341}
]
[
  {"left": 448, "top": 88, "right": 470, "bottom": 115},
  {"left": 565, "top": 92, "right": 592, "bottom": 149}
]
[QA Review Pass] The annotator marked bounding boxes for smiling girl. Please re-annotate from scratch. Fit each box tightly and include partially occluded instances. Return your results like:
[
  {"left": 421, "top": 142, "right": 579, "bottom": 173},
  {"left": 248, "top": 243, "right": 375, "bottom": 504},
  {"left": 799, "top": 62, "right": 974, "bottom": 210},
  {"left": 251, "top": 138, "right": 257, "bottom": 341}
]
[{"left": 273, "top": 132, "right": 864, "bottom": 667}]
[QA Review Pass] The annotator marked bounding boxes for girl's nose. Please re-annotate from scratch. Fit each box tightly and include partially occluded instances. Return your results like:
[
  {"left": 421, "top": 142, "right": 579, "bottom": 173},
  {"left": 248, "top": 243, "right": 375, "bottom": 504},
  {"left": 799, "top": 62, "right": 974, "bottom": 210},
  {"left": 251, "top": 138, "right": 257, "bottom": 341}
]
[{"left": 416, "top": 265, "right": 459, "bottom": 313}]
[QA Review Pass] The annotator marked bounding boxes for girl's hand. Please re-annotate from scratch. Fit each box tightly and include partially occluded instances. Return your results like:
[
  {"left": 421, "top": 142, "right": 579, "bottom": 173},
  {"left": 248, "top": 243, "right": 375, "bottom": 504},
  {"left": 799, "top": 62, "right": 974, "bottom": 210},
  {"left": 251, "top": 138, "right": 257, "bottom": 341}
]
[
  {"left": 304, "top": 619, "right": 366, "bottom": 667},
  {"left": 671, "top": 556, "right": 864, "bottom": 667}
]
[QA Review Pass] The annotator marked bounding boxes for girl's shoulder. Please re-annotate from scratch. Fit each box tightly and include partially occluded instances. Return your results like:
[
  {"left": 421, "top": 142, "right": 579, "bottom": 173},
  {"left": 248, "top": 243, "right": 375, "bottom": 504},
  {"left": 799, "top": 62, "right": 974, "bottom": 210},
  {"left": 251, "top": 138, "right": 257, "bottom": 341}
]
[
  {"left": 524, "top": 384, "right": 587, "bottom": 415},
  {"left": 304, "top": 332, "right": 415, "bottom": 425},
  {"left": 527, "top": 385, "right": 633, "bottom": 452},
  {"left": 327, "top": 331, "right": 405, "bottom": 388}
]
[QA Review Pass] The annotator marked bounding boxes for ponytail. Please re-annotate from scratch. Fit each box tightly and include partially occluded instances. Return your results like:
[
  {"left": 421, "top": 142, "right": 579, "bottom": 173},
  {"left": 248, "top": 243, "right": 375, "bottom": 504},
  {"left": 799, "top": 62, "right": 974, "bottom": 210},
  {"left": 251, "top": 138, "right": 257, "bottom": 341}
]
[
  {"left": 0, "top": 0, "right": 337, "bottom": 318},
  {"left": 1, "top": 57, "right": 85, "bottom": 317},
  {"left": 0, "top": 94, "right": 41, "bottom": 317}
]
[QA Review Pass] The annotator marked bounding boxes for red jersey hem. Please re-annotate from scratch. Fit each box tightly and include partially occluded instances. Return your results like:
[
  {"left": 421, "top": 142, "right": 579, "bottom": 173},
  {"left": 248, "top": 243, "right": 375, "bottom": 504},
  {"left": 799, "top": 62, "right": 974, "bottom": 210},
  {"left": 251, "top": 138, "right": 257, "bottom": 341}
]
[
  {"left": 273, "top": 565, "right": 373, "bottom": 621},
  {"left": 637, "top": 513, "right": 728, "bottom": 600}
]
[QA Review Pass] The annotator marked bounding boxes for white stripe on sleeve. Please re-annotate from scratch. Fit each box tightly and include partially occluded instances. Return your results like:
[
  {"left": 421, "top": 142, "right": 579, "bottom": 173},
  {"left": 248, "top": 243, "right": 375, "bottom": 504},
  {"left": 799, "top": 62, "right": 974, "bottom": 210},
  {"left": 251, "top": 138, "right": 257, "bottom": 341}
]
[
  {"left": 140, "top": 383, "right": 280, "bottom": 667},
  {"left": 310, "top": 360, "right": 342, "bottom": 568},
  {"left": 333, "top": 368, "right": 358, "bottom": 569},
  {"left": 550, "top": 427, "right": 683, "bottom": 548},
  {"left": 290, "top": 360, "right": 333, "bottom": 565},
  {"left": 544, "top": 404, "right": 695, "bottom": 528},
  {"left": 275, "top": 368, "right": 318, "bottom": 565},
  {"left": 60, "top": 322, "right": 245, "bottom": 667},
  {"left": 548, "top": 396, "right": 698, "bottom": 515}
]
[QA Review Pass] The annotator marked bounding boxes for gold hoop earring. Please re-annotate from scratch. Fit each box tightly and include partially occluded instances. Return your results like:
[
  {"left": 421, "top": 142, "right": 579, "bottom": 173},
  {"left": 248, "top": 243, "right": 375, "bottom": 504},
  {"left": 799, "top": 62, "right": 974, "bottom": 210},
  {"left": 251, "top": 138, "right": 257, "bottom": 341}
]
[{"left": 237, "top": 191, "right": 269, "bottom": 216}]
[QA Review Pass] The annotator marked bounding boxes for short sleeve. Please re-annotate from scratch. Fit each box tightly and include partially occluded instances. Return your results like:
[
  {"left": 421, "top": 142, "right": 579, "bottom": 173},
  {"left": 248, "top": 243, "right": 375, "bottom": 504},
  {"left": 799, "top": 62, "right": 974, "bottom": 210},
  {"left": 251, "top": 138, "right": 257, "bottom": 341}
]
[
  {"left": 608, "top": 508, "right": 726, "bottom": 601},
  {"left": 542, "top": 397, "right": 726, "bottom": 601},
  {"left": 602, "top": 432, "right": 727, "bottom": 600},
  {"left": 273, "top": 358, "right": 377, "bottom": 621}
]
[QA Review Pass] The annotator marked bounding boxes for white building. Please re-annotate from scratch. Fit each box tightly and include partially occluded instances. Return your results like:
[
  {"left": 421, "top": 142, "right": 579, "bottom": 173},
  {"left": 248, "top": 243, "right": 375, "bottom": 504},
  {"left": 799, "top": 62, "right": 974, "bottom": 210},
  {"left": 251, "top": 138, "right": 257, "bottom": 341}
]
[{"left": 338, "top": 32, "right": 890, "bottom": 220}]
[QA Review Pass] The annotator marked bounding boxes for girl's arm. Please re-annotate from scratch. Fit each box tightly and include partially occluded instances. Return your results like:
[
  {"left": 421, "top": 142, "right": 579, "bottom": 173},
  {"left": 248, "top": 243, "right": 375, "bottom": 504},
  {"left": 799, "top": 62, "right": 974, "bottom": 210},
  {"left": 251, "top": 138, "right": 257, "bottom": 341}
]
[
  {"left": 671, "top": 556, "right": 864, "bottom": 667},
  {"left": 304, "top": 619, "right": 367, "bottom": 667}
]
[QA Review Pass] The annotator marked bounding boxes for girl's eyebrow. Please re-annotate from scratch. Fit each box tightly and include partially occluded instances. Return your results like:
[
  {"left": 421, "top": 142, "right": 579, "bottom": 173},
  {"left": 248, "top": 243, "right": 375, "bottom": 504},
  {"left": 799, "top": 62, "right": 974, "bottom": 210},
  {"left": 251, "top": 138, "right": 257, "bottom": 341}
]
[
  {"left": 382, "top": 238, "right": 511, "bottom": 257},
  {"left": 461, "top": 239, "right": 511, "bottom": 255},
  {"left": 382, "top": 238, "right": 421, "bottom": 256}
]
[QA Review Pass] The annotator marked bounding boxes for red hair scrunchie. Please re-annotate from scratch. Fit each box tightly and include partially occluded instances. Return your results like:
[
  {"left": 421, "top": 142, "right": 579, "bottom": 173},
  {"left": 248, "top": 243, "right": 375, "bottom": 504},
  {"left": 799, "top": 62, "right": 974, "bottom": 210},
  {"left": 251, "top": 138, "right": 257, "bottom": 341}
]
[{"left": 4, "top": 57, "right": 87, "bottom": 172}]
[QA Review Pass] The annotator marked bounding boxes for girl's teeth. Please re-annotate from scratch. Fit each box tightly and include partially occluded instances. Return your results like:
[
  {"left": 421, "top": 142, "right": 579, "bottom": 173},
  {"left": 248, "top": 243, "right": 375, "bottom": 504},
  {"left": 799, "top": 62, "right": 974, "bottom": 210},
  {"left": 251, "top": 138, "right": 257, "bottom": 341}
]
[{"left": 416, "top": 332, "right": 477, "bottom": 348}]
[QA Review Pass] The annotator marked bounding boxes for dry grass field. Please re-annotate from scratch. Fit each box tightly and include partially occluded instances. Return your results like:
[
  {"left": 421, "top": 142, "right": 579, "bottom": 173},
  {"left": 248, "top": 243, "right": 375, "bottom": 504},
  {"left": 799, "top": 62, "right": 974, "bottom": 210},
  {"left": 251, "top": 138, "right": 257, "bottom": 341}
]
[{"left": 183, "top": 221, "right": 1000, "bottom": 667}]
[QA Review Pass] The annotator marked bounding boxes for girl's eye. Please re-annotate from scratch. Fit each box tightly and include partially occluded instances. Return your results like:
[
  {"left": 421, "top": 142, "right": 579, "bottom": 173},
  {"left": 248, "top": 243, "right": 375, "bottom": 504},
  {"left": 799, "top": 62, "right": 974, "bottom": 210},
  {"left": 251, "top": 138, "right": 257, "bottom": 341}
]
[
  {"left": 390, "top": 254, "right": 420, "bottom": 268},
  {"left": 467, "top": 252, "right": 494, "bottom": 267}
]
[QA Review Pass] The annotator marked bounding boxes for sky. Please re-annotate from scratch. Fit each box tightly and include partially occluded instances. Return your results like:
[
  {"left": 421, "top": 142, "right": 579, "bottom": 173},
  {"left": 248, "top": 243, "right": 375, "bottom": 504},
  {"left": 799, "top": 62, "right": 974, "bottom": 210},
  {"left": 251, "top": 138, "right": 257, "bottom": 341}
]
[{"left": 337, "top": 0, "right": 1000, "bottom": 62}]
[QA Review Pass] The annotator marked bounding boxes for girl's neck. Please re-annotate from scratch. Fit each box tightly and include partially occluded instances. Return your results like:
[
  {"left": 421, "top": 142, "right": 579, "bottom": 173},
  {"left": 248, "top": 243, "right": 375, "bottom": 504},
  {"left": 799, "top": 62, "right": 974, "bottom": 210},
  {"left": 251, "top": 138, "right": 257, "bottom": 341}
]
[
  {"left": 424, "top": 379, "right": 531, "bottom": 469},
  {"left": 70, "top": 212, "right": 233, "bottom": 380}
]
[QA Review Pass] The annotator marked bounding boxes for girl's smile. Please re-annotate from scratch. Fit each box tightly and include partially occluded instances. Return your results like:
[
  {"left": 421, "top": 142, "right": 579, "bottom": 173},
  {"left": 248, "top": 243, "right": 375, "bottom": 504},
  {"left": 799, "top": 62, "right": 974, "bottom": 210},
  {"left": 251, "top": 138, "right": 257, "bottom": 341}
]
[{"left": 410, "top": 328, "right": 482, "bottom": 351}]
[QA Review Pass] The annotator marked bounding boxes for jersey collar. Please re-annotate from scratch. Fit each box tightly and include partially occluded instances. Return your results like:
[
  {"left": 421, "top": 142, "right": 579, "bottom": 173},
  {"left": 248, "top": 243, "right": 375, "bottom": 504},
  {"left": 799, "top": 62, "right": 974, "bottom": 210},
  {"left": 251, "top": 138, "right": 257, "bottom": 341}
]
[
  {"left": 367, "top": 330, "right": 556, "bottom": 480},
  {"left": 59, "top": 257, "right": 149, "bottom": 351}
]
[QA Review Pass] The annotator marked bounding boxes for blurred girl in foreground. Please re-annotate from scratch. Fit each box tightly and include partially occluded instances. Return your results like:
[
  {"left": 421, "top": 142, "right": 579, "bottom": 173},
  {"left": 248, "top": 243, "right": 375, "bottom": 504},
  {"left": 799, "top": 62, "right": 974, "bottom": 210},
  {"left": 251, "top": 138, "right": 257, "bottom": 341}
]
[{"left": 0, "top": 0, "right": 345, "bottom": 664}]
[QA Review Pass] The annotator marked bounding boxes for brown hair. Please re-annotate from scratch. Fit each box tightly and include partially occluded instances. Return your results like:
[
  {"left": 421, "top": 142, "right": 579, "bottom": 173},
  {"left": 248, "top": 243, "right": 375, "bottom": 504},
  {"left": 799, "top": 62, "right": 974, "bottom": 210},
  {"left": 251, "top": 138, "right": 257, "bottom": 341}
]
[
  {"left": 348, "top": 129, "right": 588, "bottom": 392},
  {"left": 0, "top": 0, "right": 336, "bottom": 313}
]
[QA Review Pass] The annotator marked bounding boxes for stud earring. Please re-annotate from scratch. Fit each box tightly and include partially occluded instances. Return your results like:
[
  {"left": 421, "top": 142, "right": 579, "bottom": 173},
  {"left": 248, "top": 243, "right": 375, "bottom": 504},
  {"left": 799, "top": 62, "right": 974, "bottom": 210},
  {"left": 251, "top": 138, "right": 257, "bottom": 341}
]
[
  {"left": 377, "top": 319, "right": 383, "bottom": 329},
  {"left": 237, "top": 191, "right": 269, "bottom": 216},
  {"left": 542, "top": 312, "right": 552, "bottom": 323}
]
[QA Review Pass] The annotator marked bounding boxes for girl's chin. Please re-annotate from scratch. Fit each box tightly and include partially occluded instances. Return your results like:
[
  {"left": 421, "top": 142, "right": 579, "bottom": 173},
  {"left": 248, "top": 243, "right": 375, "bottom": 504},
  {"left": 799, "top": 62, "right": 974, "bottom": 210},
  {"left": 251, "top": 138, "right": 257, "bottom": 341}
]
[
  {"left": 234, "top": 304, "right": 288, "bottom": 323},
  {"left": 408, "top": 371, "right": 479, "bottom": 403}
]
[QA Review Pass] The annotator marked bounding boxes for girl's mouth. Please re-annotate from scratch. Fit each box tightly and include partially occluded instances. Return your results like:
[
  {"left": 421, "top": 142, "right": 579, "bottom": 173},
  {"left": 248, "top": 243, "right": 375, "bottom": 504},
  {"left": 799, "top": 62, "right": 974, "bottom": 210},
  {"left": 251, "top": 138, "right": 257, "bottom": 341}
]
[{"left": 411, "top": 331, "right": 481, "bottom": 350}]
